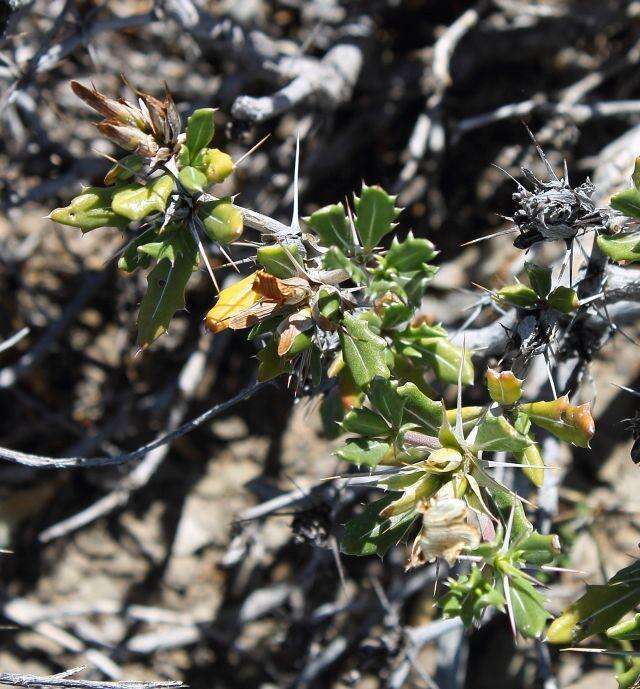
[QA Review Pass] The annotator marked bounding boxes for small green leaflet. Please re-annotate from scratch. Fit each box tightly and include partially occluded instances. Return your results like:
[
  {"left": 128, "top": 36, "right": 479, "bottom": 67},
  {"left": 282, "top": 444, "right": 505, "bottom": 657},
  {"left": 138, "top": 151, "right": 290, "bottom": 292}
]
[
  {"left": 503, "top": 568, "right": 550, "bottom": 639},
  {"left": 118, "top": 226, "right": 158, "bottom": 273},
  {"left": 185, "top": 108, "right": 215, "bottom": 162},
  {"left": 341, "top": 494, "right": 418, "bottom": 556},
  {"left": 342, "top": 408, "right": 390, "bottom": 436},
  {"left": 305, "top": 203, "right": 355, "bottom": 254},
  {"left": 354, "top": 185, "right": 400, "bottom": 251},
  {"left": 597, "top": 231, "right": 640, "bottom": 263},
  {"left": 178, "top": 165, "right": 208, "bottom": 193},
  {"left": 473, "top": 415, "right": 532, "bottom": 452},
  {"left": 336, "top": 438, "right": 391, "bottom": 468},
  {"left": 136, "top": 232, "right": 197, "bottom": 348},
  {"left": 611, "top": 187, "right": 640, "bottom": 219},
  {"left": 339, "top": 313, "right": 390, "bottom": 387}
]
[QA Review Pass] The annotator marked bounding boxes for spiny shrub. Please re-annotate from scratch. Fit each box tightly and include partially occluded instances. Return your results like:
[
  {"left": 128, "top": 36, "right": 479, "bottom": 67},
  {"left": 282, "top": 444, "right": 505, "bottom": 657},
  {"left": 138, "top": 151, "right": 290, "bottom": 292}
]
[{"left": 50, "top": 81, "right": 640, "bottom": 682}]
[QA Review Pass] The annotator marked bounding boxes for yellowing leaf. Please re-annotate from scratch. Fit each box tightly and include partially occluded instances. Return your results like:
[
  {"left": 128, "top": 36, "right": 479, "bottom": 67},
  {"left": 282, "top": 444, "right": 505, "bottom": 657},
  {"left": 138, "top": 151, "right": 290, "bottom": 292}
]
[{"left": 205, "top": 273, "right": 262, "bottom": 334}]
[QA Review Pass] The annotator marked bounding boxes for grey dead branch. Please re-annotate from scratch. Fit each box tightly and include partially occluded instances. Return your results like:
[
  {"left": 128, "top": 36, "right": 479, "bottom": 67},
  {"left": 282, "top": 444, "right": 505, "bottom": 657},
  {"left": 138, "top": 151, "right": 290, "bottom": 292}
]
[{"left": 2, "top": 1, "right": 640, "bottom": 689}]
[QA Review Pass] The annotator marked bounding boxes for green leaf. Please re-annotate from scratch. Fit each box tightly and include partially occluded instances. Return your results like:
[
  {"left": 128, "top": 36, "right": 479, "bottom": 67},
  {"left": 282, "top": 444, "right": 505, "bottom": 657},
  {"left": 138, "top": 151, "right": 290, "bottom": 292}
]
[
  {"left": 597, "top": 231, "right": 640, "bottom": 263},
  {"left": 342, "top": 408, "right": 390, "bottom": 436},
  {"left": 354, "top": 184, "right": 399, "bottom": 251},
  {"left": 49, "top": 187, "right": 129, "bottom": 232},
  {"left": 441, "top": 566, "right": 505, "bottom": 627},
  {"left": 305, "top": 203, "right": 355, "bottom": 254},
  {"left": 503, "top": 568, "right": 550, "bottom": 639},
  {"left": 118, "top": 226, "right": 158, "bottom": 273},
  {"left": 104, "top": 153, "right": 144, "bottom": 185},
  {"left": 611, "top": 187, "right": 640, "bottom": 219},
  {"left": 339, "top": 313, "right": 390, "bottom": 388},
  {"left": 185, "top": 108, "right": 215, "bottom": 162},
  {"left": 396, "top": 382, "right": 443, "bottom": 434},
  {"left": 336, "top": 438, "right": 391, "bottom": 468},
  {"left": 323, "top": 246, "right": 367, "bottom": 284},
  {"left": 495, "top": 283, "right": 538, "bottom": 308},
  {"left": 548, "top": 561, "right": 640, "bottom": 644},
  {"left": 136, "top": 233, "right": 197, "bottom": 348},
  {"left": 199, "top": 201, "right": 244, "bottom": 244},
  {"left": 111, "top": 175, "right": 174, "bottom": 221},
  {"left": 514, "top": 443, "right": 545, "bottom": 488},
  {"left": 257, "top": 338, "right": 291, "bottom": 382},
  {"left": 341, "top": 495, "right": 418, "bottom": 556},
  {"left": 368, "top": 377, "right": 405, "bottom": 428},
  {"left": 607, "top": 613, "right": 640, "bottom": 641},
  {"left": 525, "top": 262, "right": 552, "bottom": 298},
  {"left": 257, "top": 243, "right": 303, "bottom": 278},
  {"left": 178, "top": 165, "right": 208, "bottom": 193},
  {"left": 514, "top": 531, "right": 560, "bottom": 566},
  {"left": 490, "top": 487, "right": 533, "bottom": 542},
  {"left": 379, "top": 301, "right": 413, "bottom": 329},
  {"left": 547, "top": 286, "right": 579, "bottom": 313},
  {"left": 202, "top": 148, "right": 234, "bottom": 184},
  {"left": 320, "top": 388, "right": 345, "bottom": 440},
  {"left": 401, "top": 337, "right": 474, "bottom": 386},
  {"left": 383, "top": 233, "right": 438, "bottom": 272},
  {"left": 617, "top": 661, "right": 640, "bottom": 689},
  {"left": 486, "top": 369, "right": 523, "bottom": 405},
  {"left": 473, "top": 415, "right": 532, "bottom": 452}
]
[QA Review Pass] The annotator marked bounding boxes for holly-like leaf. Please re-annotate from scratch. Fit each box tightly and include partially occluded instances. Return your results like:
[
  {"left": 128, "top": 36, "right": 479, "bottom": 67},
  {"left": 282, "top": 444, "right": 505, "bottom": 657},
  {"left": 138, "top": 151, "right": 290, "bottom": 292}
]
[
  {"left": 336, "top": 438, "right": 392, "bottom": 468},
  {"left": 503, "top": 568, "right": 550, "bottom": 639},
  {"left": 495, "top": 283, "right": 538, "bottom": 308},
  {"left": 397, "top": 382, "right": 443, "bottom": 434},
  {"left": 473, "top": 415, "right": 532, "bottom": 452},
  {"left": 547, "top": 561, "right": 640, "bottom": 644},
  {"left": 368, "top": 377, "right": 405, "bottom": 428},
  {"left": 339, "top": 313, "right": 390, "bottom": 388},
  {"left": 354, "top": 185, "right": 400, "bottom": 251},
  {"left": 597, "top": 231, "right": 640, "bottom": 263},
  {"left": 323, "top": 246, "right": 367, "bottom": 284},
  {"left": 137, "top": 232, "right": 197, "bottom": 348},
  {"left": 199, "top": 201, "right": 244, "bottom": 244},
  {"left": 305, "top": 203, "right": 355, "bottom": 254},
  {"left": 383, "top": 233, "right": 438, "bottom": 272},
  {"left": 49, "top": 187, "right": 129, "bottom": 232},
  {"left": 400, "top": 337, "right": 474, "bottom": 386},
  {"left": 118, "top": 226, "right": 158, "bottom": 273},
  {"left": 185, "top": 107, "right": 215, "bottom": 162},
  {"left": 111, "top": 175, "right": 174, "bottom": 221},
  {"left": 520, "top": 397, "right": 594, "bottom": 448},
  {"left": 342, "top": 408, "right": 390, "bottom": 436},
  {"left": 341, "top": 495, "right": 418, "bottom": 556},
  {"left": 607, "top": 613, "right": 640, "bottom": 641},
  {"left": 547, "top": 286, "right": 579, "bottom": 313}
]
